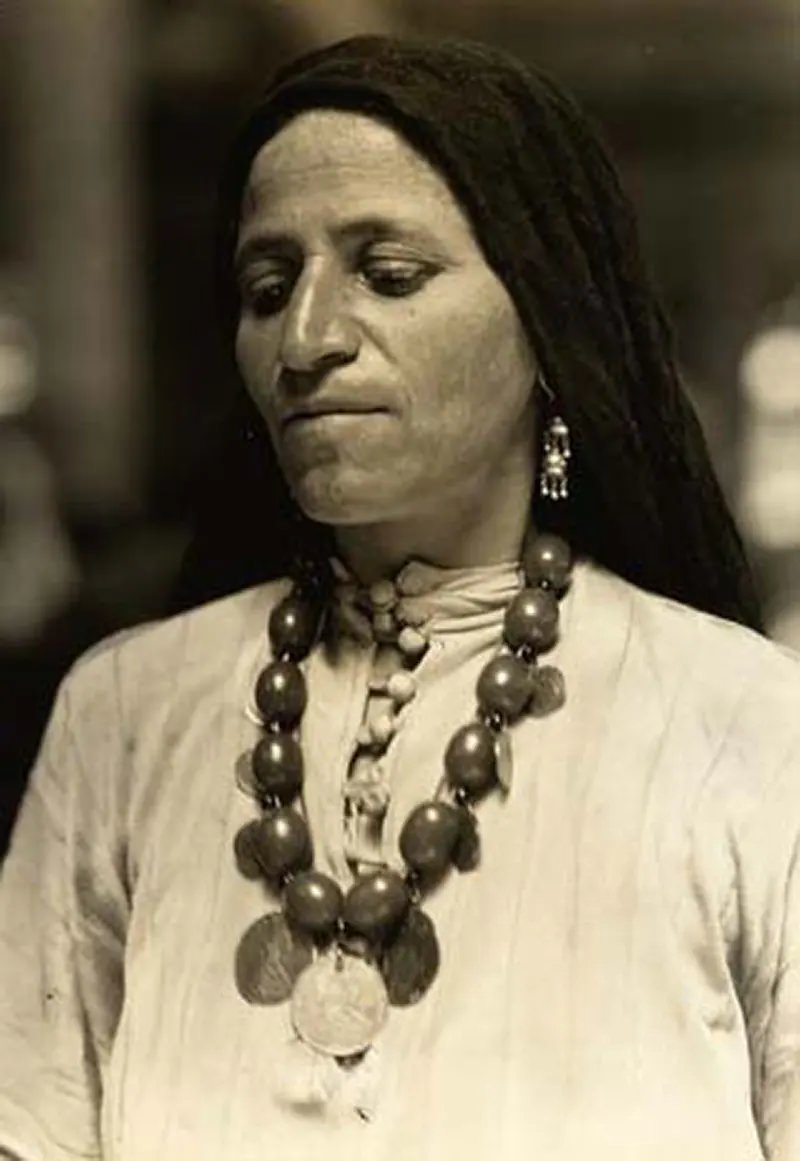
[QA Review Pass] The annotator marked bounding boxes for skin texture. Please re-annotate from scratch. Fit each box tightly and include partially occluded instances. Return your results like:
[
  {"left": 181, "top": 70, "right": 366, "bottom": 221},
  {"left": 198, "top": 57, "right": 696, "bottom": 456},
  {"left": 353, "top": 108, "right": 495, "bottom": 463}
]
[{"left": 235, "top": 109, "right": 538, "bottom": 581}]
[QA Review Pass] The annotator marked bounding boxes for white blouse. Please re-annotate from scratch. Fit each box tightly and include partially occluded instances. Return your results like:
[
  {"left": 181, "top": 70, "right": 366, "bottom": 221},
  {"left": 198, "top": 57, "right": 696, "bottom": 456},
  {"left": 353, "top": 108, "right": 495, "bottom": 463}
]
[{"left": 2, "top": 559, "right": 800, "bottom": 1160}]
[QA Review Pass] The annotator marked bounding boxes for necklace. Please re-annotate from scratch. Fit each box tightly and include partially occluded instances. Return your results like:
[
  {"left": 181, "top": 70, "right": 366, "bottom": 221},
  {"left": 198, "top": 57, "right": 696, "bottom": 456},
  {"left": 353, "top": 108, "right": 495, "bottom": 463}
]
[{"left": 233, "top": 532, "right": 573, "bottom": 1063}]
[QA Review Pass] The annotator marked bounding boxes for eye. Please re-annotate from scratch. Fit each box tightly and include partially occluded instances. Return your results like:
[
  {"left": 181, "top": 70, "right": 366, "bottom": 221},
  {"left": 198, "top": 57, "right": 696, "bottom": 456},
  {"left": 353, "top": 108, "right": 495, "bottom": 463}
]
[
  {"left": 240, "top": 269, "right": 294, "bottom": 318},
  {"left": 361, "top": 256, "right": 436, "bottom": 298}
]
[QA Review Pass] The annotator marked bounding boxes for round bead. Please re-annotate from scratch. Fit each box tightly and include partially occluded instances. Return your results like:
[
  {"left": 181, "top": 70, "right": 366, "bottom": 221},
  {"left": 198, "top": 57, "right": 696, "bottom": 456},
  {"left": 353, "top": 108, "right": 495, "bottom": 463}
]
[
  {"left": 522, "top": 534, "right": 572, "bottom": 590},
  {"left": 372, "top": 610, "right": 397, "bottom": 642},
  {"left": 476, "top": 655, "right": 533, "bottom": 721},
  {"left": 369, "top": 579, "right": 397, "bottom": 611},
  {"left": 503, "top": 587, "right": 559, "bottom": 652},
  {"left": 254, "top": 661, "right": 307, "bottom": 728},
  {"left": 396, "top": 565, "right": 431, "bottom": 597},
  {"left": 397, "top": 626, "right": 428, "bottom": 658},
  {"left": 342, "top": 869, "right": 410, "bottom": 939},
  {"left": 252, "top": 808, "right": 311, "bottom": 879},
  {"left": 284, "top": 871, "right": 344, "bottom": 935},
  {"left": 251, "top": 734, "right": 303, "bottom": 803},
  {"left": 386, "top": 670, "right": 417, "bottom": 707},
  {"left": 444, "top": 722, "right": 497, "bottom": 796},
  {"left": 399, "top": 801, "right": 462, "bottom": 876},
  {"left": 268, "top": 595, "right": 319, "bottom": 660},
  {"left": 369, "top": 712, "right": 396, "bottom": 746}
]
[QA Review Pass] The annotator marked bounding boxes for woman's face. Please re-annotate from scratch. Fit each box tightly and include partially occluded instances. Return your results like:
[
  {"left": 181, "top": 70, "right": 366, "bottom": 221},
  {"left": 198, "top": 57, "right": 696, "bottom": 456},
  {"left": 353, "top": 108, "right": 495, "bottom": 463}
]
[{"left": 235, "top": 109, "right": 536, "bottom": 527}]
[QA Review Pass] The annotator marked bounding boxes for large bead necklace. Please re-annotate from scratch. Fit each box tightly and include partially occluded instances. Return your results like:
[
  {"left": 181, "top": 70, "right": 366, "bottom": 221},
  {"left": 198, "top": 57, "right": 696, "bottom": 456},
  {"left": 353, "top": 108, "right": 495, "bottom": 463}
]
[{"left": 233, "top": 533, "right": 573, "bottom": 1063}]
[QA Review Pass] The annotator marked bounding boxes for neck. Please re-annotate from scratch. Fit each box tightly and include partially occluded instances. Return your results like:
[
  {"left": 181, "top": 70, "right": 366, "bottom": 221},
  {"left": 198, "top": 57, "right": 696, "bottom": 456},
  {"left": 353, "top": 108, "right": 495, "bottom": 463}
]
[{"left": 334, "top": 459, "right": 535, "bottom": 585}]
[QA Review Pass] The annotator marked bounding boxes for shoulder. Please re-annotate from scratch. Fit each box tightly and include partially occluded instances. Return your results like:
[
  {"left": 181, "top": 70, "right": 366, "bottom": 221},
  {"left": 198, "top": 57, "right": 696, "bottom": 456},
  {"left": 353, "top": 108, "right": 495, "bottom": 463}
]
[
  {"left": 580, "top": 560, "right": 800, "bottom": 809},
  {"left": 57, "top": 579, "right": 291, "bottom": 727},
  {"left": 583, "top": 557, "right": 800, "bottom": 705}
]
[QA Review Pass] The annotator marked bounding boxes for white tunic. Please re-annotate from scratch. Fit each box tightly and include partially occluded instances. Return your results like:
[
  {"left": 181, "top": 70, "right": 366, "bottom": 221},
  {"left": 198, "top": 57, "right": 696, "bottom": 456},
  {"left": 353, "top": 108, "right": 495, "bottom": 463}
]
[{"left": 2, "top": 560, "right": 800, "bottom": 1160}]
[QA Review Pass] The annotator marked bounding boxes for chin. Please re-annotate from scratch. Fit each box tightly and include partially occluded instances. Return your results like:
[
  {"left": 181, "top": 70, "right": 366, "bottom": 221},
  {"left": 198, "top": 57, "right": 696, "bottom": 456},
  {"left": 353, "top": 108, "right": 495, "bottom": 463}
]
[{"left": 289, "top": 469, "right": 395, "bottom": 527}]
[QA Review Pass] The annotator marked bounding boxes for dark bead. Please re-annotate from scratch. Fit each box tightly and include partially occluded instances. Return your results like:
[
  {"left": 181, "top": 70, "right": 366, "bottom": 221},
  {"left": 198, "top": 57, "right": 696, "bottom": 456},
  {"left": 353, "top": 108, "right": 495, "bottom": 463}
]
[
  {"left": 476, "top": 655, "right": 532, "bottom": 721},
  {"left": 504, "top": 587, "right": 559, "bottom": 653},
  {"left": 444, "top": 722, "right": 497, "bottom": 796},
  {"left": 251, "top": 807, "right": 311, "bottom": 879},
  {"left": 268, "top": 595, "right": 319, "bottom": 661},
  {"left": 343, "top": 869, "right": 410, "bottom": 940},
  {"left": 284, "top": 870, "right": 343, "bottom": 935},
  {"left": 254, "top": 661, "right": 307, "bottom": 728},
  {"left": 251, "top": 734, "right": 303, "bottom": 803},
  {"left": 522, "top": 534, "right": 572, "bottom": 590},
  {"left": 399, "top": 801, "right": 462, "bottom": 876}
]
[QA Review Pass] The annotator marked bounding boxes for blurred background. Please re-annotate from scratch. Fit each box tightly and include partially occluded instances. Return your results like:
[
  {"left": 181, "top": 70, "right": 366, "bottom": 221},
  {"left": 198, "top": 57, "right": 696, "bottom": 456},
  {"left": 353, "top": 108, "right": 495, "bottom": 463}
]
[{"left": 1, "top": 0, "right": 798, "bottom": 851}]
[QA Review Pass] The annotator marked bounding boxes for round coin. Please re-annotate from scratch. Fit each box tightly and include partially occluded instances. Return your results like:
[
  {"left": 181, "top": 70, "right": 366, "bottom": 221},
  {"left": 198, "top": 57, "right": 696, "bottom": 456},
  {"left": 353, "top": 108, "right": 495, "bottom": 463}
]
[
  {"left": 381, "top": 907, "right": 440, "bottom": 1006},
  {"left": 291, "top": 952, "right": 389, "bottom": 1057},
  {"left": 235, "top": 912, "right": 313, "bottom": 1005}
]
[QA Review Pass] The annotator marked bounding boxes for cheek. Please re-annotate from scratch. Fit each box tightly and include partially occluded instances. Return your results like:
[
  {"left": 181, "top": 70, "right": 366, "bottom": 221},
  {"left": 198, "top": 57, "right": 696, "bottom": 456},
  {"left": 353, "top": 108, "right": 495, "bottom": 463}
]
[
  {"left": 404, "top": 297, "right": 534, "bottom": 438},
  {"left": 235, "top": 321, "right": 280, "bottom": 407}
]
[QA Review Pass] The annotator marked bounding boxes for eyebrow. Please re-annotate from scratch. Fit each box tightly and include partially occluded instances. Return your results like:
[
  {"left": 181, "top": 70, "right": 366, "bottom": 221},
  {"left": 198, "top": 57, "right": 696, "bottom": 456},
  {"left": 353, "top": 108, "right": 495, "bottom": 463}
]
[{"left": 234, "top": 215, "right": 446, "bottom": 278}]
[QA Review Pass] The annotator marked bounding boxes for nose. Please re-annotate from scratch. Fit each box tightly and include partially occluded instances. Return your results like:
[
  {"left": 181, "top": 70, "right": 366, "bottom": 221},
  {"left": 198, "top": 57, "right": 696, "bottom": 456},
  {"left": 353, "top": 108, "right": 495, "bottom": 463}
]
[{"left": 278, "top": 259, "right": 358, "bottom": 376}]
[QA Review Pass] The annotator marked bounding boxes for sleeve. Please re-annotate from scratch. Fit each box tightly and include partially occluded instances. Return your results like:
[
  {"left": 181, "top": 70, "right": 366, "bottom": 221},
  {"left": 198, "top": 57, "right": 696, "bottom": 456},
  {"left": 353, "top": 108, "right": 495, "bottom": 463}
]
[
  {"left": 755, "top": 833, "right": 800, "bottom": 1160},
  {"left": 0, "top": 654, "right": 131, "bottom": 1160},
  {"left": 735, "top": 745, "right": 800, "bottom": 1161}
]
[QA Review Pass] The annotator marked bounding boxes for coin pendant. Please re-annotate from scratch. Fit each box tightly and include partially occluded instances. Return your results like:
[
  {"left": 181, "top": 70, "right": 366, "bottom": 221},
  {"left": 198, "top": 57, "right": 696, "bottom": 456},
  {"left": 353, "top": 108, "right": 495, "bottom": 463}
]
[
  {"left": 235, "top": 750, "right": 259, "bottom": 800},
  {"left": 233, "top": 819, "right": 264, "bottom": 880},
  {"left": 291, "top": 952, "right": 389, "bottom": 1057},
  {"left": 495, "top": 730, "right": 513, "bottom": 793},
  {"left": 381, "top": 907, "right": 440, "bottom": 1006},
  {"left": 452, "top": 807, "right": 481, "bottom": 873},
  {"left": 235, "top": 912, "right": 313, "bottom": 1005},
  {"left": 529, "top": 664, "right": 566, "bottom": 717}
]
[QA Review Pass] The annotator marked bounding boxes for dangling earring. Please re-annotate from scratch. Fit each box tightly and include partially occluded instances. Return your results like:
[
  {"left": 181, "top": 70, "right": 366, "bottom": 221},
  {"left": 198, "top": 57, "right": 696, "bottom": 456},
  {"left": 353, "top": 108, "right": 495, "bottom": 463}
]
[{"left": 537, "top": 372, "right": 571, "bottom": 501}]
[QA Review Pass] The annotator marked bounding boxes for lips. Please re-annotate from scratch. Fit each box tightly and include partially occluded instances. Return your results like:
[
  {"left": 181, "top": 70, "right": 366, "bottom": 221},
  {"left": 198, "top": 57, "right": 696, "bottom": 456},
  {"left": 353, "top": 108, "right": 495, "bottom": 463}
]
[{"left": 282, "top": 406, "right": 388, "bottom": 428}]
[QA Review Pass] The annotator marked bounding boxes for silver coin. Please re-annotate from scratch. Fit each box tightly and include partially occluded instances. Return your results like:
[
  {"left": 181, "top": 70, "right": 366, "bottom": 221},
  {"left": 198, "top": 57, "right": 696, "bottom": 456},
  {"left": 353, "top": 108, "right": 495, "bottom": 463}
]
[
  {"left": 235, "top": 750, "right": 259, "bottom": 800},
  {"left": 291, "top": 952, "right": 389, "bottom": 1057}
]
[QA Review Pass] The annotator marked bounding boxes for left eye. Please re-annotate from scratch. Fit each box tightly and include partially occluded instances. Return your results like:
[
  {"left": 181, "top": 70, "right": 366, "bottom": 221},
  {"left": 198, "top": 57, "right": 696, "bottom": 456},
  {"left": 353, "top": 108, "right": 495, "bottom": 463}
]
[{"left": 361, "top": 260, "right": 432, "bottom": 298}]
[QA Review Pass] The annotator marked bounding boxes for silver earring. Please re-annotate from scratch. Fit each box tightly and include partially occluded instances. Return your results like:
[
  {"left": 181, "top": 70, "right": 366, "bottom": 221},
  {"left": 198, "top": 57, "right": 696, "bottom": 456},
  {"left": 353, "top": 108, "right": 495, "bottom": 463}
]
[{"left": 539, "top": 414, "right": 571, "bottom": 500}]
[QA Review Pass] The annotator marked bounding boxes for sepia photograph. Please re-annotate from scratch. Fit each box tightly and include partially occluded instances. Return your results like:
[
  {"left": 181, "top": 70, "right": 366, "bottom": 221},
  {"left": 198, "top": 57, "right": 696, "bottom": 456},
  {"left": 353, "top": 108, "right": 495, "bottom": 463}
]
[{"left": 1, "top": 2, "right": 799, "bottom": 1158}]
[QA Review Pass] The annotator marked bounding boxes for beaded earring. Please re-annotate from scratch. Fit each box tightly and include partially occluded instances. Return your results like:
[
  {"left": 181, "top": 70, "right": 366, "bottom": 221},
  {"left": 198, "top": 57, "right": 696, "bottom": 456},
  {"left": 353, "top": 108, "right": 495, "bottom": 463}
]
[{"left": 539, "top": 414, "right": 571, "bottom": 502}]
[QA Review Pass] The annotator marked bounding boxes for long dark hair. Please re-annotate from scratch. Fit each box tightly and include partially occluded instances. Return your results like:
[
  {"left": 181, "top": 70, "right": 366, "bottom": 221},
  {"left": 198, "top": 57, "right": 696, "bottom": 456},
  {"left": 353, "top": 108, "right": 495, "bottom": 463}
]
[{"left": 173, "top": 34, "right": 762, "bottom": 631}]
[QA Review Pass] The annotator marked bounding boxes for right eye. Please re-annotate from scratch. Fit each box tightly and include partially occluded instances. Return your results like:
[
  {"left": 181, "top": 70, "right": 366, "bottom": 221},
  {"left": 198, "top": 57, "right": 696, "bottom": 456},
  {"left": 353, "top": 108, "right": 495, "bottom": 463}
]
[{"left": 241, "top": 272, "right": 293, "bottom": 318}]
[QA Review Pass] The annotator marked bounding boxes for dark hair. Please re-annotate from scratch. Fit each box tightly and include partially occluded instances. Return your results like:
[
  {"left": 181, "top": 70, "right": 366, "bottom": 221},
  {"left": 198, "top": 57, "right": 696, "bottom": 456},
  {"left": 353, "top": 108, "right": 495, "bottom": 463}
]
[{"left": 173, "top": 34, "right": 762, "bottom": 631}]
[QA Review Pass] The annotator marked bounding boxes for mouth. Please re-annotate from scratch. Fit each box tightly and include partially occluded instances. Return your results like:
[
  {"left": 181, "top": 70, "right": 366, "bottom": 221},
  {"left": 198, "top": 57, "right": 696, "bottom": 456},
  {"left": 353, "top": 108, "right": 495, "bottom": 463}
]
[{"left": 282, "top": 408, "right": 389, "bottom": 430}]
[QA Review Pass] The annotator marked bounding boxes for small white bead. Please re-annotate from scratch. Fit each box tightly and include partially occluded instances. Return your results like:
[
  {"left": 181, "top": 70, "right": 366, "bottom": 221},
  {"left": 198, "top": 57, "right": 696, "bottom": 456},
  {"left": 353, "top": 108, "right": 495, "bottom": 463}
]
[
  {"left": 372, "top": 610, "right": 397, "bottom": 642},
  {"left": 397, "top": 626, "right": 429, "bottom": 657},
  {"left": 369, "top": 713, "right": 396, "bottom": 745},
  {"left": 356, "top": 724, "right": 373, "bottom": 748},
  {"left": 369, "top": 579, "right": 397, "bottom": 610},
  {"left": 395, "top": 565, "right": 431, "bottom": 597},
  {"left": 386, "top": 670, "right": 417, "bottom": 706}
]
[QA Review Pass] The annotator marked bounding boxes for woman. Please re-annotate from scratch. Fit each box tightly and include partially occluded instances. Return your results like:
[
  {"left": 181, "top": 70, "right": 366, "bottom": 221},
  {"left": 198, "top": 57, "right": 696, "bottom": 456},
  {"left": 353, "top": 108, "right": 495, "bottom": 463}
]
[{"left": 1, "top": 35, "right": 799, "bottom": 1161}]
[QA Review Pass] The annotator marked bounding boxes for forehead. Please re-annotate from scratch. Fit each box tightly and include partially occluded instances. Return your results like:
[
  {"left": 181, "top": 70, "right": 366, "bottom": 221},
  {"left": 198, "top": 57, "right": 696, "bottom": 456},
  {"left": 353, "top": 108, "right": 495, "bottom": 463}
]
[{"left": 240, "top": 109, "right": 466, "bottom": 229}]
